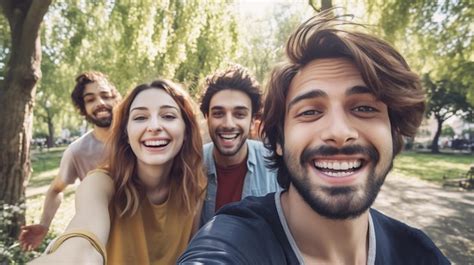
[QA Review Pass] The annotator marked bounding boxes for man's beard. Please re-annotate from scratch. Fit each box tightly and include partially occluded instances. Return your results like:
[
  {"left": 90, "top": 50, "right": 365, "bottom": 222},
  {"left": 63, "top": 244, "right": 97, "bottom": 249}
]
[
  {"left": 85, "top": 110, "right": 113, "bottom": 128},
  {"left": 284, "top": 144, "right": 392, "bottom": 220},
  {"left": 211, "top": 129, "right": 247, "bottom": 157}
]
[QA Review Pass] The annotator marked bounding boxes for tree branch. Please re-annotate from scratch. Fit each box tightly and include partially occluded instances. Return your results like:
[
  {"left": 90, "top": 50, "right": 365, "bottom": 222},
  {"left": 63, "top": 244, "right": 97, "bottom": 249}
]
[
  {"left": 308, "top": 0, "right": 320, "bottom": 12},
  {"left": 9, "top": 0, "right": 52, "bottom": 89}
]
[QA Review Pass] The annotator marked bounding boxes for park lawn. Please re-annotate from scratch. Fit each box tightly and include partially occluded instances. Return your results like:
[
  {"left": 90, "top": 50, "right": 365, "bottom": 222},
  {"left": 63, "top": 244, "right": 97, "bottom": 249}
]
[{"left": 393, "top": 151, "right": 473, "bottom": 182}]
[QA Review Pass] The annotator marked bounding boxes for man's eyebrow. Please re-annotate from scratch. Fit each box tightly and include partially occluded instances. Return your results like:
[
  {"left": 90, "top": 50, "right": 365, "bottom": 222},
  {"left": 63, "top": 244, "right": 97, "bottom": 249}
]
[
  {"left": 287, "top": 89, "right": 327, "bottom": 112},
  {"left": 210, "top": 106, "right": 224, "bottom": 111},
  {"left": 82, "top": 93, "right": 94, "bottom": 98},
  {"left": 345, "top": 85, "right": 373, "bottom": 96},
  {"left": 234, "top": 106, "right": 250, "bottom": 111}
]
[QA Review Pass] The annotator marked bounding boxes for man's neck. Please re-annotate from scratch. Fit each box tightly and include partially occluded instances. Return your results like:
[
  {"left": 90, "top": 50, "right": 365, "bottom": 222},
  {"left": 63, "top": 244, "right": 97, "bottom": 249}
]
[
  {"left": 281, "top": 185, "right": 370, "bottom": 265},
  {"left": 213, "top": 141, "right": 248, "bottom": 168},
  {"left": 92, "top": 126, "right": 110, "bottom": 143}
]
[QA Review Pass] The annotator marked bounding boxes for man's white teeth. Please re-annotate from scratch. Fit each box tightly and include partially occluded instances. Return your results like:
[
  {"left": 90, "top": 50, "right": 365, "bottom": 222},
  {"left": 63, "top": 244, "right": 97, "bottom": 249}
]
[
  {"left": 144, "top": 140, "right": 169, "bottom": 147},
  {"left": 325, "top": 171, "right": 353, "bottom": 177},
  {"left": 314, "top": 160, "right": 362, "bottom": 170},
  {"left": 96, "top": 110, "right": 110, "bottom": 117},
  {"left": 220, "top": 133, "right": 238, "bottom": 140}
]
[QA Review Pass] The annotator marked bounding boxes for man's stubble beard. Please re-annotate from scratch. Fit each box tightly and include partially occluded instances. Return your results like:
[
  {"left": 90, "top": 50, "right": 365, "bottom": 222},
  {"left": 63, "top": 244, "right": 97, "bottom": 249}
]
[{"left": 284, "top": 144, "right": 393, "bottom": 220}]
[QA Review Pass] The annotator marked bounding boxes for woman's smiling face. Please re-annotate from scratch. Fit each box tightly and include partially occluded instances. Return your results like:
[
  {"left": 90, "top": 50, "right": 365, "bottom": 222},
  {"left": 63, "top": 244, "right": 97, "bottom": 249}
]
[{"left": 127, "top": 88, "right": 185, "bottom": 174}]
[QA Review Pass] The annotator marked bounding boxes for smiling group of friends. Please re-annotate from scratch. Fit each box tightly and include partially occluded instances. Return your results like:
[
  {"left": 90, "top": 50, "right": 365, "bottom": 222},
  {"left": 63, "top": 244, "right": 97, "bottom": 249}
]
[{"left": 22, "top": 11, "right": 449, "bottom": 265}]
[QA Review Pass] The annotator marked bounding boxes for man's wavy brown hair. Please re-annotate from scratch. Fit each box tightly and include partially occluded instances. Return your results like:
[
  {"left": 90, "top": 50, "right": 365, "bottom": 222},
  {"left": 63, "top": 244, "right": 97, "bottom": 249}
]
[
  {"left": 71, "top": 71, "right": 121, "bottom": 116},
  {"left": 262, "top": 11, "right": 426, "bottom": 189},
  {"left": 102, "top": 79, "right": 206, "bottom": 217},
  {"left": 199, "top": 64, "right": 261, "bottom": 118}
]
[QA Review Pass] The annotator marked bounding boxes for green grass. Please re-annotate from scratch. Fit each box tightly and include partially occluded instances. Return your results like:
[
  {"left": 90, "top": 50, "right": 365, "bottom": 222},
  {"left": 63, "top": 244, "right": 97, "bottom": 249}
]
[
  {"left": 393, "top": 151, "right": 473, "bottom": 182},
  {"left": 30, "top": 147, "right": 66, "bottom": 188}
]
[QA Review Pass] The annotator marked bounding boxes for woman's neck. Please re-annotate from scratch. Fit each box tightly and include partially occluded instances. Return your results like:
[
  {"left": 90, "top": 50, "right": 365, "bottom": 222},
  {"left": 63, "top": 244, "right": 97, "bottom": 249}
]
[{"left": 137, "top": 162, "right": 173, "bottom": 205}]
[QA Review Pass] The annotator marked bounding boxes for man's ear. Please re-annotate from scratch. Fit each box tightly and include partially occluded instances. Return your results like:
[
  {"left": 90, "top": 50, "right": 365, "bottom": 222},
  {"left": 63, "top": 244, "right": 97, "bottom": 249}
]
[{"left": 276, "top": 142, "right": 283, "bottom": 156}]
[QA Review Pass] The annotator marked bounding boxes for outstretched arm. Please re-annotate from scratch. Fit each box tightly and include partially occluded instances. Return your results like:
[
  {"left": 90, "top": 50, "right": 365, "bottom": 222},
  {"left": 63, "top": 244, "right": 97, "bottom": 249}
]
[
  {"left": 19, "top": 176, "right": 68, "bottom": 251},
  {"left": 29, "top": 170, "right": 114, "bottom": 264}
]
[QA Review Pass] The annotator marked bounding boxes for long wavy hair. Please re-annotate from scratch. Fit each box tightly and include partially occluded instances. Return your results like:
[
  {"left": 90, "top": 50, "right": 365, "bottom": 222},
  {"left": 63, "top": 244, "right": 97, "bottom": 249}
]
[
  {"left": 102, "top": 79, "right": 206, "bottom": 217},
  {"left": 262, "top": 11, "right": 426, "bottom": 189}
]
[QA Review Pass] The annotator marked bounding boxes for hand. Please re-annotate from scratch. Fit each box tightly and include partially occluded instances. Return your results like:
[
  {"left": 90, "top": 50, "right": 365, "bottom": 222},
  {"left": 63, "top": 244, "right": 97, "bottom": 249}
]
[{"left": 19, "top": 224, "right": 48, "bottom": 251}]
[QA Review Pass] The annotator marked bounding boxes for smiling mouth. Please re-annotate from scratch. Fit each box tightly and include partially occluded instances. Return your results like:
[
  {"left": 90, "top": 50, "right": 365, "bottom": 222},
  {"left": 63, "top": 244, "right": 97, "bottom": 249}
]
[
  {"left": 218, "top": 133, "right": 239, "bottom": 141},
  {"left": 143, "top": 140, "right": 170, "bottom": 148},
  {"left": 94, "top": 109, "right": 111, "bottom": 118},
  {"left": 313, "top": 159, "right": 364, "bottom": 177}
]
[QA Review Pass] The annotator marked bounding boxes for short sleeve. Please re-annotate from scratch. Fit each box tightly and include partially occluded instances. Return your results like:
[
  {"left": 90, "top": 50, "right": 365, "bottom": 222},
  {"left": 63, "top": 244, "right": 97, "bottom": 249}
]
[{"left": 58, "top": 146, "right": 78, "bottom": 184}]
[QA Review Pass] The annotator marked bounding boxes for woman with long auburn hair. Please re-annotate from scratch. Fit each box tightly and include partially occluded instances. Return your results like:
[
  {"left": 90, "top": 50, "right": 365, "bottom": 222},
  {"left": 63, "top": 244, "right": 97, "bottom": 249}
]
[{"left": 30, "top": 79, "right": 207, "bottom": 265}]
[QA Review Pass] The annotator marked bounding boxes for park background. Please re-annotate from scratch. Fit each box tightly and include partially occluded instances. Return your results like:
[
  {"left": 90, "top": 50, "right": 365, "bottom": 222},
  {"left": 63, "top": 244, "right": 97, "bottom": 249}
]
[{"left": 0, "top": 0, "right": 472, "bottom": 264}]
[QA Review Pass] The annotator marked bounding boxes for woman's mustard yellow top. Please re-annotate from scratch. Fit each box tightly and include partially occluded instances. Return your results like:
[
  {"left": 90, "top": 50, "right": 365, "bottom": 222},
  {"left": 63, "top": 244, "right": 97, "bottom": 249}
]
[{"left": 106, "top": 183, "right": 201, "bottom": 265}]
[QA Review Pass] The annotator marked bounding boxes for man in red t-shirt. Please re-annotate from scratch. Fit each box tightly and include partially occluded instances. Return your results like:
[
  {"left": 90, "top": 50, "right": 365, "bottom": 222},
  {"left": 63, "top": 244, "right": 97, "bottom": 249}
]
[{"left": 199, "top": 65, "right": 280, "bottom": 225}]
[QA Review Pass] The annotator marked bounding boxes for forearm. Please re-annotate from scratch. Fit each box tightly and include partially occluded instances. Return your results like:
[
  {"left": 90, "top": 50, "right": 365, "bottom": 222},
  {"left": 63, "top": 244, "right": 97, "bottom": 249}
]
[
  {"left": 39, "top": 188, "right": 63, "bottom": 228},
  {"left": 63, "top": 174, "right": 114, "bottom": 247},
  {"left": 65, "top": 205, "right": 111, "bottom": 247}
]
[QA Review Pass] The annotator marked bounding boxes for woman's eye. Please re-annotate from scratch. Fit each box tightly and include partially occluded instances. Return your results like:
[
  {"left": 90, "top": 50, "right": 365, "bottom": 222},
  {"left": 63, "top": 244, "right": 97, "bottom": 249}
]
[
  {"left": 163, "top": 114, "right": 176, "bottom": 120},
  {"left": 133, "top": 116, "right": 146, "bottom": 121}
]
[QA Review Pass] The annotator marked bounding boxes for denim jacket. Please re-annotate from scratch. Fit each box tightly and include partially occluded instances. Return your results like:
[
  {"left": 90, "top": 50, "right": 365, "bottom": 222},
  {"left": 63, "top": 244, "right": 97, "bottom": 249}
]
[{"left": 200, "top": 140, "right": 280, "bottom": 226}]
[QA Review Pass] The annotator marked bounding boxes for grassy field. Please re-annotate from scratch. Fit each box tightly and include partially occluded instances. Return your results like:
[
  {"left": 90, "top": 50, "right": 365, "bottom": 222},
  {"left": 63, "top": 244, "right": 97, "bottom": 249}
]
[{"left": 392, "top": 151, "right": 472, "bottom": 182}]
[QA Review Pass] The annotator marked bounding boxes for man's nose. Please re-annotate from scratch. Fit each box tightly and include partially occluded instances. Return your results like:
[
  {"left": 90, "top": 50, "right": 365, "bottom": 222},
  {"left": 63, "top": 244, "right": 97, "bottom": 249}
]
[
  {"left": 97, "top": 96, "right": 107, "bottom": 106},
  {"left": 320, "top": 108, "right": 358, "bottom": 147},
  {"left": 222, "top": 113, "right": 236, "bottom": 128}
]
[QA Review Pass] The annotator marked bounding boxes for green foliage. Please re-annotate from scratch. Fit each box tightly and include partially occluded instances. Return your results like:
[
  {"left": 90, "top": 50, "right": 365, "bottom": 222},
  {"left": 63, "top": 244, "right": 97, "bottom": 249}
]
[
  {"left": 30, "top": 0, "right": 242, "bottom": 144},
  {"left": 441, "top": 125, "right": 455, "bottom": 138},
  {"left": 0, "top": 202, "right": 58, "bottom": 264},
  {"left": 365, "top": 0, "right": 473, "bottom": 104},
  {"left": 0, "top": 13, "right": 10, "bottom": 81},
  {"left": 236, "top": 3, "right": 312, "bottom": 83},
  {"left": 424, "top": 74, "right": 473, "bottom": 122}
]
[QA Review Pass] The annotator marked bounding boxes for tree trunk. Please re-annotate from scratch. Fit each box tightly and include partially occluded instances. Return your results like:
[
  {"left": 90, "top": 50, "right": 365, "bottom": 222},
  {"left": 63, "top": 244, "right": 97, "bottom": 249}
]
[
  {"left": 431, "top": 116, "right": 443, "bottom": 153},
  {"left": 0, "top": 0, "right": 52, "bottom": 241},
  {"left": 46, "top": 112, "right": 54, "bottom": 148},
  {"left": 321, "top": 0, "right": 332, "bottom": 11},
  {"left": 308, "top": 0, "right": 332, "bottom": 12}
]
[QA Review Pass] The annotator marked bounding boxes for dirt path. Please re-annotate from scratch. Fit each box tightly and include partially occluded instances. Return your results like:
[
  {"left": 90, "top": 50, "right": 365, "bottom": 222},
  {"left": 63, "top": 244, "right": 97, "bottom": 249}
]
[{"left": 373, "top": 174, "right": 474, "bottom": 265}]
